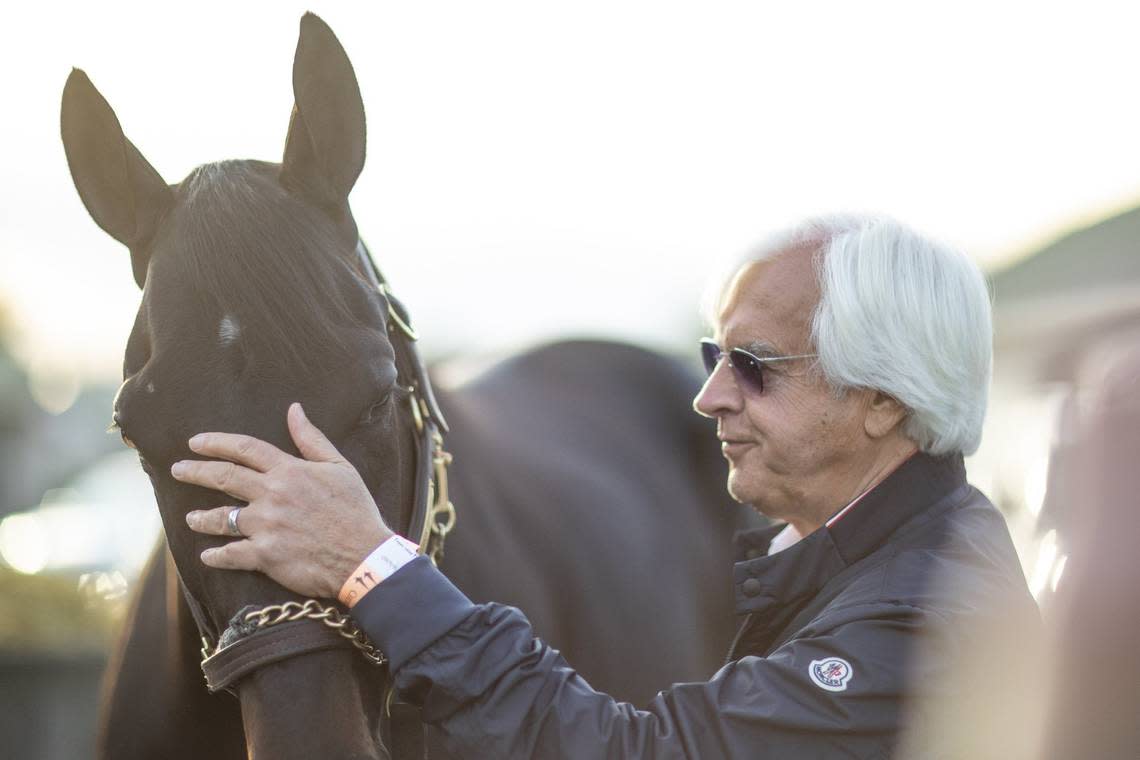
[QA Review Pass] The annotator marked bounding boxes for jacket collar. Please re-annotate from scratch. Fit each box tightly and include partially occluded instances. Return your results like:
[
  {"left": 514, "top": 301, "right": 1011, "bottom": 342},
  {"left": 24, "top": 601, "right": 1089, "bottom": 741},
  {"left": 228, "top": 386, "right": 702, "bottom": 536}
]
[{"left": 731, "top": 452, "right": 968, "bottom": 617}]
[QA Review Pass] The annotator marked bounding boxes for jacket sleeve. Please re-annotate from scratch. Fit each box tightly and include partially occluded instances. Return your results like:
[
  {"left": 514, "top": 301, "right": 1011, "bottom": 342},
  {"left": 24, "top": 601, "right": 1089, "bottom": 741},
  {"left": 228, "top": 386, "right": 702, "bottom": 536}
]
[{"left": 351, "top": 556, "right": 926, "bottom": 759}]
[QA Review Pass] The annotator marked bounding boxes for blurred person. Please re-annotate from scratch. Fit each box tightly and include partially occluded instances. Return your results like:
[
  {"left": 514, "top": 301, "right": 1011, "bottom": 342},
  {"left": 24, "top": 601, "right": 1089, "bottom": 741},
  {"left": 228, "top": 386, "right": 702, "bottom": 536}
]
[
  {"left": 1040, "top": 333, "right": 1140, "bottom": 758},
  {"left": 172, "top": 215, "right": 1042, "bottom": 758}
]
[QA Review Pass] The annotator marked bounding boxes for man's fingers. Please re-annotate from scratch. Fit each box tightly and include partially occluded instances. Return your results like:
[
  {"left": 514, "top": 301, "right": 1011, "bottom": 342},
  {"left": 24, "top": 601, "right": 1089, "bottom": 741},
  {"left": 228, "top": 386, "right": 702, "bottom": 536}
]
[
  {"left": 288, "top": 403, "right": 345, "bottom": 463},
  {"left": 171, "top": 460, "right": 261, "bottom": 500},
  {"left": 185, "top": 506, "right": 231, "bottom": 536},
  {"left": 186, "top": 506, "right": 257, "bottom": 537},
  {"left": 187, "top": 432, "right": 287, "bottom": 472},
  {"left": 201, "top": 540, "right": 260, "bottom": 572}
]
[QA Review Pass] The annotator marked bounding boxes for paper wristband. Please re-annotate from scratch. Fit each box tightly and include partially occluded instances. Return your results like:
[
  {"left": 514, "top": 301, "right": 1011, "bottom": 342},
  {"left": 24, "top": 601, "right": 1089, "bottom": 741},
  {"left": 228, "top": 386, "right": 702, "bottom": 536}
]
[{"left": 337, "top": 534, "right": 420, "bottom": 608}]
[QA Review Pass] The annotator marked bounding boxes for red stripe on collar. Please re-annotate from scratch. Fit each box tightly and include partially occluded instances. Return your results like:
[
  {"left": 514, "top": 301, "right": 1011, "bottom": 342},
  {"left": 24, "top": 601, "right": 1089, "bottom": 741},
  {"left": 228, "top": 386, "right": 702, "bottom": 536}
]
[{"left": 825, "top": 452, "right": 917, "bottom": 528}]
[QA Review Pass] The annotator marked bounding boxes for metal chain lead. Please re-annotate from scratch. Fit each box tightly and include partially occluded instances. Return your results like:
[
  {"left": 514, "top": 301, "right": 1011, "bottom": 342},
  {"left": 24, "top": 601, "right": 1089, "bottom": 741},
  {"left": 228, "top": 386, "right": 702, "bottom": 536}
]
[{"left": 242, "top": 600, "right": 386, "bottom": 666}]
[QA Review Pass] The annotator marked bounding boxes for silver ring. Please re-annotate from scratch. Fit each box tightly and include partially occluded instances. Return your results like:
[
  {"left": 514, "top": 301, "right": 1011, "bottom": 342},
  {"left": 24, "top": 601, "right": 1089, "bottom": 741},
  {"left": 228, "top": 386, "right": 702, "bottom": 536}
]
[{"left": 226, "top": 507, "right": 244, "bottom": 538}]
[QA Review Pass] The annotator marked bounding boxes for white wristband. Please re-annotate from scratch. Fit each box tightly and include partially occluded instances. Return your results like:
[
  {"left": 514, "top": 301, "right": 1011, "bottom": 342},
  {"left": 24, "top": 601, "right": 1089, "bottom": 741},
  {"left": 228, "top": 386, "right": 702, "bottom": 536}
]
[{"left": 338, "top": 534, "right": 419, "bottom": 607}]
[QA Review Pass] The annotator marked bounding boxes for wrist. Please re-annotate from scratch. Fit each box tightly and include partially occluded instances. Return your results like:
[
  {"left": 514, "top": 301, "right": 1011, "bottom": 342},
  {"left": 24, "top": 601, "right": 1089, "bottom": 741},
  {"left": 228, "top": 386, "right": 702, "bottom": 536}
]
[{"left": 337, "top": 533, "right": 419, "bottom": 607}]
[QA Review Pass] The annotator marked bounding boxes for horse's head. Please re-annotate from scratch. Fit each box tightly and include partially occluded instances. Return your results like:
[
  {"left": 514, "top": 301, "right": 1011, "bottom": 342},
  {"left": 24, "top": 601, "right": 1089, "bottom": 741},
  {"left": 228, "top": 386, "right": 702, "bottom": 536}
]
[{"left": 62, "top": 14, "right": 415, "bottom": 758}]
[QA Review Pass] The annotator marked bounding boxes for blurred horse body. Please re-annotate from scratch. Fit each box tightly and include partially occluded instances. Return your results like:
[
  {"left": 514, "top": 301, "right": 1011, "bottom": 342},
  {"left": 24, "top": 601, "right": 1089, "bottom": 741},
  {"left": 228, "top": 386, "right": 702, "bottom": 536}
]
[{"left": 62, "top": 14, "right": 748, "bottom": 759}]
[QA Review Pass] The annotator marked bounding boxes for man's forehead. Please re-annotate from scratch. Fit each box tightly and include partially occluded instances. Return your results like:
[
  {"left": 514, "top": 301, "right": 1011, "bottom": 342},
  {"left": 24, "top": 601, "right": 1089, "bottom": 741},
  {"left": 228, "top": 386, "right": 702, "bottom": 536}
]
[{"left": 715, "top": 247, "right": 820, "bottom": 351}]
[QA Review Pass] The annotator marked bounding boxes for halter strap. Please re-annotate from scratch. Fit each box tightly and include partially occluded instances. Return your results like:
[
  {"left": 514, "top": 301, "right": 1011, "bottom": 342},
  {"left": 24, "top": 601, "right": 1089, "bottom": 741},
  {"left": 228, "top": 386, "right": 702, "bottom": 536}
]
[
  {"left": 201, "top": 617, "right": 349, "bottom": 692},
  {"left": 354, "top": 239, "right": 452, "bottom": 553}
]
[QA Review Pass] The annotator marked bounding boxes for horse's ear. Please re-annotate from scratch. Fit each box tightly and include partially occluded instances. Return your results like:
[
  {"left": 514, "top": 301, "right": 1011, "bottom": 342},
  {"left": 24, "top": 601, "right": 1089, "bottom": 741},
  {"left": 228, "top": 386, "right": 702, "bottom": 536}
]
[
  {"left": 281, "top": 12, "right": 366, "bottom": 210},
  {"left": 61, "top": 69, "right": 172, "bottom": 288}
]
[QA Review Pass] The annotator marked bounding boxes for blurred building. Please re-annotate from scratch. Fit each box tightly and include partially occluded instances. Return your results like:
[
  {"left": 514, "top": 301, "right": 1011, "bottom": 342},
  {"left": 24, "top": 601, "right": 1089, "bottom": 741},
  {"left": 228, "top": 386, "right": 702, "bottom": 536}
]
[
  {"left": 990, "top": 205, "right": 1140, "bottom": 388},
  {"left": 0, "top": 342, "right": 124, "bottom": 521}
]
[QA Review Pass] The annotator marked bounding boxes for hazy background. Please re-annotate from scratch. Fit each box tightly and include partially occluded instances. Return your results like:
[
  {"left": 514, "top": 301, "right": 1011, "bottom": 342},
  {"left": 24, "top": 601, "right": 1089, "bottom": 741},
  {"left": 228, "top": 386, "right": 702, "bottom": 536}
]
[
  {"left": 5, "top": 0, "right": 1140, "bottom": 387},
  {"left": 2, "top": 1, "right": 1138, "bottom": 756}
]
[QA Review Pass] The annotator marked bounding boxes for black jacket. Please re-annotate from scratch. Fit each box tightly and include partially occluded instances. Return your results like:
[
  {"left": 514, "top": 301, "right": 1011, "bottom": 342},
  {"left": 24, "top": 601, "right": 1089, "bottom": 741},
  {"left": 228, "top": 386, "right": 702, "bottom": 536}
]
[{"left": 353, "top": 453, "right": 1040, "bottom": 758}]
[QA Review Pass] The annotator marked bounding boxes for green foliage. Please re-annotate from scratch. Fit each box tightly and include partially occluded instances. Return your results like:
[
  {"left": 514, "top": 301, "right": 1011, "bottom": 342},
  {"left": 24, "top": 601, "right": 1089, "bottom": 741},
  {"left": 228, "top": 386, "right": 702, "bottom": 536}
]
[{"left": 0, "top": 566, "right": 126, "bottom": 655}]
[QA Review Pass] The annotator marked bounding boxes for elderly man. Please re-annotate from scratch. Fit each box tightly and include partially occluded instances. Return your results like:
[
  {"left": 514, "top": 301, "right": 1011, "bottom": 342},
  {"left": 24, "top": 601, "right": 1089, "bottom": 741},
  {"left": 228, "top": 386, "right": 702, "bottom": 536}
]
[{"left": 172, "top": 215, "right": 1040, "bottom": 757}]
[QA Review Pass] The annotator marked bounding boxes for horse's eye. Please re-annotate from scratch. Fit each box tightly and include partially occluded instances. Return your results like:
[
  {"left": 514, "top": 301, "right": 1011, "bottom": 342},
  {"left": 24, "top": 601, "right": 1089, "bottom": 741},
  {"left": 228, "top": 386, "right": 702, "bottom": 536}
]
[
  {"left": 360, "top": 393, "right": 393, "bottom": 425},
  {"left": 110, "top": 414, "right": 139, "bottom": 450}
]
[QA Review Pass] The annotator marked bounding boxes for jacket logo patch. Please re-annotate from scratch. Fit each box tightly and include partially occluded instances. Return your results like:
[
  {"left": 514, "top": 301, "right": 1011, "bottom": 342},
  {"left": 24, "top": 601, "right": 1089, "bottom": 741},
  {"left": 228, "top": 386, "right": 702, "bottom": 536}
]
[{"left": 808, "top": 657, "right": 853, "bottom": 692}]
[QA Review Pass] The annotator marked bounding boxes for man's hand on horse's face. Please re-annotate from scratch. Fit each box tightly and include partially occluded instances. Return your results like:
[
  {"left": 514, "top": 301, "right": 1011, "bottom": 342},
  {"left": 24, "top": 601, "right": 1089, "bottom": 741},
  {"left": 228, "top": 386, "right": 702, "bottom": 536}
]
[{"left": 172, "top": 402, "right": 393, "bottom": 599}]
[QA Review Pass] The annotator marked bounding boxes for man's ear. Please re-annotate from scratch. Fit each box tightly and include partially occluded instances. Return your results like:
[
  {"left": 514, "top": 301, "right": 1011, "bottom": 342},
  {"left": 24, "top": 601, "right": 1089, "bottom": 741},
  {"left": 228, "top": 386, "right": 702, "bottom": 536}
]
[
  {"left": 280, "top": 13, "right": 366, "bottom": 215},
  {"left": 864, "top": 391, "right": 909, "bottom": 439},
  {"left": 61, "top": 68, "right": 172, "bottom": 288}
]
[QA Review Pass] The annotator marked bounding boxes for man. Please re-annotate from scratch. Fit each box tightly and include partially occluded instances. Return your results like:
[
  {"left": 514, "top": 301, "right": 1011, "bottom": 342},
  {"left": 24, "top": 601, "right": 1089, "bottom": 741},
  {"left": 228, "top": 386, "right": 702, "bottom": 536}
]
[{"left": 172, "top": 215, "right": 1041, "bottom": 757}]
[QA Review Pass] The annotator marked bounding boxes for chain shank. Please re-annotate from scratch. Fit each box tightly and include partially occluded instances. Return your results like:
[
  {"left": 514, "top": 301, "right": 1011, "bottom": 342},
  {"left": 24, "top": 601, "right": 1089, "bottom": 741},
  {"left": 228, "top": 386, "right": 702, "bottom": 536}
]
[{"left": 240, "top": 599, "right": 386, "bottom": 666}]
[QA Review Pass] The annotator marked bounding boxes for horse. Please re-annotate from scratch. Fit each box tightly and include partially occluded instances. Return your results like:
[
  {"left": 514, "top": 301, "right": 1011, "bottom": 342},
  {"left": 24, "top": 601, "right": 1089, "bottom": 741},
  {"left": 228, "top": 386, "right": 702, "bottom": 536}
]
[{"left": 62, "top": 13, "right": 751, "bottom": 759}]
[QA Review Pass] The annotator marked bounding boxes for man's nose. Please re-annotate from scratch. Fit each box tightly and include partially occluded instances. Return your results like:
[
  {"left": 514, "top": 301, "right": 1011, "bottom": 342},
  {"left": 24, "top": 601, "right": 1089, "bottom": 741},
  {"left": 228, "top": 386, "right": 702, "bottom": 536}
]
[{"left": 693, "top": 359, "right": 743, "bottom": 418}]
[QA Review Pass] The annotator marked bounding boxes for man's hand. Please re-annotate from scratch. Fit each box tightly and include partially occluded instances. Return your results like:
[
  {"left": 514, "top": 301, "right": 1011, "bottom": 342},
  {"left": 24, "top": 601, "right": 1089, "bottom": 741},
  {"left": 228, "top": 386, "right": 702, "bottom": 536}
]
[{"left": 171, "top": 402, "right": 393, "bottom": 599}]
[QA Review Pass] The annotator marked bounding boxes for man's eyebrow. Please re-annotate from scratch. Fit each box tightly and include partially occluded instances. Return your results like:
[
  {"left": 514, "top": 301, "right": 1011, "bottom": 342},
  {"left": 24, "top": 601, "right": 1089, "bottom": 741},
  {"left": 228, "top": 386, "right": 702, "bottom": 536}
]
[{"left": 737, "top": 340, "right": 781, "bottom": 358}]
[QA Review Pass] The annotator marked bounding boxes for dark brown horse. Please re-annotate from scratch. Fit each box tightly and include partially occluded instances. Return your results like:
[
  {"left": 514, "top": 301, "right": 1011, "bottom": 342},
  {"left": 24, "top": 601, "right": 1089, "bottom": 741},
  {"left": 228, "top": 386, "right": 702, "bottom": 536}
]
[{"left": 62, "top": 14, "right": 751, "bottom": 759}]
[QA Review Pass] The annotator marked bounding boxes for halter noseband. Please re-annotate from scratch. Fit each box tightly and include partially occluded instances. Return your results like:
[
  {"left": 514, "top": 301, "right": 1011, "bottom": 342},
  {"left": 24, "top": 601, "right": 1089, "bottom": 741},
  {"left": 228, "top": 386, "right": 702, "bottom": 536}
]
[{"left": 175, "top": 239, "right": 456, "bottom": 696}]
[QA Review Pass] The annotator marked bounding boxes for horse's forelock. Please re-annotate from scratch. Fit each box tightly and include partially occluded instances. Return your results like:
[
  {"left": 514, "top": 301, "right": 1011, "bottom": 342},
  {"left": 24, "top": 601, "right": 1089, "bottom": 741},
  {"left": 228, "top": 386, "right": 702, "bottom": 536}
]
[{"left": 155, "top": 160, "right": 374, "bottom": 377}]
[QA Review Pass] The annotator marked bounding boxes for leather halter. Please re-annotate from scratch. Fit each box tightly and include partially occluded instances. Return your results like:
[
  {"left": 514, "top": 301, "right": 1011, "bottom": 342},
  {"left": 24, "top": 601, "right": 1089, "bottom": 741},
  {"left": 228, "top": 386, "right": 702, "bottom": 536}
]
[{"left": 173, "top": 239, "right": 454, "bottom": 696}]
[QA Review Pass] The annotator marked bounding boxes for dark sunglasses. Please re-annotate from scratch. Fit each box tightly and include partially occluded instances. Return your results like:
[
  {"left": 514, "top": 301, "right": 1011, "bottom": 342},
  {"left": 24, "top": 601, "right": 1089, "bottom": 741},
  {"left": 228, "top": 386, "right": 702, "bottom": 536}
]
[{"left": 699, "top": 338, "right": 817, "bottom": 395}]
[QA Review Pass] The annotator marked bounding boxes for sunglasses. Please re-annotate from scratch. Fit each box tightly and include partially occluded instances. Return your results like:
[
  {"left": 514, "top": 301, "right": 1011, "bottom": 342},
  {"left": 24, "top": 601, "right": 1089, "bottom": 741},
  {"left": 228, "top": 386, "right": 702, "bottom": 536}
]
[{"left": 699, "top": 338, "right": 817, "bottom": 395}]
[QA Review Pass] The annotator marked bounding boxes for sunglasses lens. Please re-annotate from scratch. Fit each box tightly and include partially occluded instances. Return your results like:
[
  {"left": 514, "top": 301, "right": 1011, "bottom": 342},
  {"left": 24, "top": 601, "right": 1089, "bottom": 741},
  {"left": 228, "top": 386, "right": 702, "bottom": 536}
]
[
  {"left": 728, "top": 350, "right": 765, "bottom": 394},
  {"left": 700, "top": 341, "right": 765, "bottom": 394},
  {"left": 699, "top": 340, "right": 721, "bottom": 376}
]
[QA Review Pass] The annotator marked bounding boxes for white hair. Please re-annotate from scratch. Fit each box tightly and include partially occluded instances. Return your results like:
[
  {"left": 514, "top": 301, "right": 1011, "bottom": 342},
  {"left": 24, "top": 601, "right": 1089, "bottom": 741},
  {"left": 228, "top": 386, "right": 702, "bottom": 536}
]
[{"left": 712, "top": 214, "right": 993, "bottom": 456}]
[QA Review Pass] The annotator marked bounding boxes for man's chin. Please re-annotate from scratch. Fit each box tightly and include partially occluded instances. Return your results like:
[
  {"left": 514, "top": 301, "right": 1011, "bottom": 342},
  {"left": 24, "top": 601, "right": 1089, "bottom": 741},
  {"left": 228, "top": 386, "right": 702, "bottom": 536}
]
[
  {"left": 727, "top": 471, "right": 777, "bottom": 516},
  {"left": 726, "top": 471, "right": 757, "bottom": 506}
]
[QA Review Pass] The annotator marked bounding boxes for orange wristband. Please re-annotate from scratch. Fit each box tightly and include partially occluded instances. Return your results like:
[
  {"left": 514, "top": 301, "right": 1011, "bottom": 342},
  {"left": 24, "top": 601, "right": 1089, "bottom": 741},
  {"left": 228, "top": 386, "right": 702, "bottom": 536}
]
[{"left": 337, "top": 535, "right": 420, "bottom": 608}]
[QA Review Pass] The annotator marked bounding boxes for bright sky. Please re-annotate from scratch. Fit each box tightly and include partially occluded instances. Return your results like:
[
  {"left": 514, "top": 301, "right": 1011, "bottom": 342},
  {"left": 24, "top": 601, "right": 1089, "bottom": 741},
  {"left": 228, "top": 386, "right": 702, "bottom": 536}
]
[{"left": 3, "top": 0, "right": 1139, "bottom": 389}]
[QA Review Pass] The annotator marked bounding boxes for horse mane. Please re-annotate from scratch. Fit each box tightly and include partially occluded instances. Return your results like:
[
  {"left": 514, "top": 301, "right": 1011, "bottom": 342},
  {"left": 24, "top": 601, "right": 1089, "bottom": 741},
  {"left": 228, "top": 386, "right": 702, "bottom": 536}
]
[{"left": 165, "top": 160, "right": 367, "bottom": 375}]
